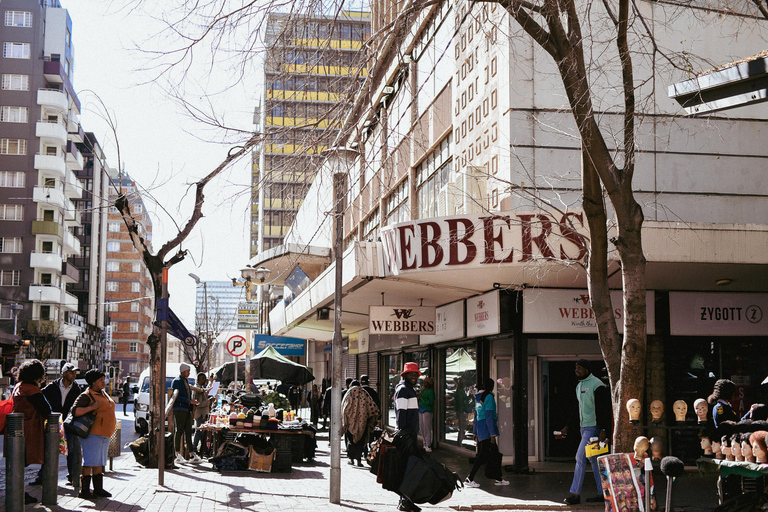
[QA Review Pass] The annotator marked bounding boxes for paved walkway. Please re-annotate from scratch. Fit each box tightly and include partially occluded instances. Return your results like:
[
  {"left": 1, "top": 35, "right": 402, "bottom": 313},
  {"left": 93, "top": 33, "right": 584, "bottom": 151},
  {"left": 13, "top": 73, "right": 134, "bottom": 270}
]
[{"left": 4, "top": 426, "right": 721, "bottom": 512}]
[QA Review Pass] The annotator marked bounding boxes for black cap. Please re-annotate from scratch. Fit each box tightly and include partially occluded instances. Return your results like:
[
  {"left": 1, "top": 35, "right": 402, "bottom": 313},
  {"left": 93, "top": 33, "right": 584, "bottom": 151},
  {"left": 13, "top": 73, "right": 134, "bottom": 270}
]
[{"left": 576, "top": 359, "right": 592, "bottom": 373}]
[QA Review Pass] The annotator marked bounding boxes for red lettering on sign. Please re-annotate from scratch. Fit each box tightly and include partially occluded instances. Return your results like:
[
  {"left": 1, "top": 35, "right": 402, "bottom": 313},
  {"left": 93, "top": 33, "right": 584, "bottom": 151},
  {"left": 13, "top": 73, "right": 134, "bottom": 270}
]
[
  {"left": 518, "top": 214, "right": 556, "bottom": 261},
  {"left": 446, "top": 218, "right": 477, "bottom": 265},
  {"left": 559, "top": 212, "right": 587, "bottom": 261},
  {"left": 481, "top": 215, "right": 516, "bottom": 264},
  {"left": 398, "top": 224, "right": 417, "bottom": 270},
  {"left": 419, "top": 221, "right": 443, "bottom": 268}
]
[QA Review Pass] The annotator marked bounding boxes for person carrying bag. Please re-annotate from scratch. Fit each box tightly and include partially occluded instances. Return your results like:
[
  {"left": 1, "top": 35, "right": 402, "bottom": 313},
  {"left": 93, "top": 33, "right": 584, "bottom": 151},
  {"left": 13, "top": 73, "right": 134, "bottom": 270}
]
[
  {"left": 64, "top": 393, "right": 95, "bottom": 438},
  {"left": 464, "top": 377, "right": 509, "bottom": 488}
]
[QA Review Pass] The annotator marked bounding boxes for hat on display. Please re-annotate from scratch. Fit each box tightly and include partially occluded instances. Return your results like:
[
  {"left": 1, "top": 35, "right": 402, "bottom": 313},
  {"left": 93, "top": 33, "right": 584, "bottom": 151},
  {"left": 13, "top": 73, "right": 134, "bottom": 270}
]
[
  {"left": 401, "top": 362, "right": 421, "bottom": 377},
  {"left": 61, "top": 363, "right": 77, "bottom": 374},
  {"left": 179, "top": 363, "right": 190, "bottom": 373}
]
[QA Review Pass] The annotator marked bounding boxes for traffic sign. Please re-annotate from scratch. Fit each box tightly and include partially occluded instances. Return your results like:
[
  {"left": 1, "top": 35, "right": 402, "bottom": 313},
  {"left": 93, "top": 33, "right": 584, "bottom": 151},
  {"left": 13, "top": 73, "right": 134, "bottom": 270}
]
[
  {"left": 10, "top": 366, "right": 18, "bottom": 376},
  {"left": 226, "top": 335, "right": 247, "bottom": 357}
]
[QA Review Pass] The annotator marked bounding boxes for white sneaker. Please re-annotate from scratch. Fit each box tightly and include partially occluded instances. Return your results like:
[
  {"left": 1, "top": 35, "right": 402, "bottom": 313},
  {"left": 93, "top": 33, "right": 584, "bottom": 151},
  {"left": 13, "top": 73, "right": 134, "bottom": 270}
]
[
  {"left": 189, "top": 453, "right": 203, "bottom": 463},
  {"left": 465, "top": 478, "right": 480, "bottom": 488},
  {"left": 494, "top": 479, "right": 510, "bottom": 486},
  {"left": 424, "top": 446, "right": 432, "bottom": 453},
  {"left": 174, "top": 454, "right": 187, "bottom": 465}
]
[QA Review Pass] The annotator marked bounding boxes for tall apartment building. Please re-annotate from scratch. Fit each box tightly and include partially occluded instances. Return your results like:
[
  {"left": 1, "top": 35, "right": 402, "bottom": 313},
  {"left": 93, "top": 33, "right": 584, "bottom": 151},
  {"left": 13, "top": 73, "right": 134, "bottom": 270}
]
[
  {"left": 251, "top": 11, "right": 370, "bottom": 257},
  {"left": 105, "top": 170, "right": 154, "bottom": 380},
  {"left": 193, "top": 280, "right": 240, "bottom": 332},
  {"left": 0, "top": 0, "right": 91, "bottom": 373}
]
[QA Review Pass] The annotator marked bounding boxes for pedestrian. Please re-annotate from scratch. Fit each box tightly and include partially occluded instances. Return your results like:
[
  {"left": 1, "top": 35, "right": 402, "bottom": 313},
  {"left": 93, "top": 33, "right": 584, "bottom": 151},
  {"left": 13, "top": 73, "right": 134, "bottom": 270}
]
[
  {"left": 192, "top": 373, "right": 213, "bottom": 455},
  {"left": 121, "top": 378, "right": 131, "bottom": 415},
  {"left": 322, "top": 381, "right": 333, "bottom": 430},
  {"left": 394, "top": 362, "right": 422, "bottom": 512},
  {"left": 71, "top": 368, "right": 116, "bottom": 498},
  {"left": 5, "top": 359, "right": 51, "bottom": 504},
  {"left": 707, "top": 378, "right": 738, "bottom": 427},
  {"left": 37, "top": 362, "right": 83, "bottom": 486},
  {"left": 341, "top": 380, "right": 379, "bottom": 467},
  {"left": 418, "top": 376, "right": 435, "bottom": 452},
  {"left": 562, "top": 359, "right": 611, "bottom": 505},
  {"left": 171, "top": 363, "right": 202, "bottom": 464},
  {"left": 310, "top": 384, "right": 322, "bottom": 427},
  {"left": 464, "top": 377, "right": 509, "bottom": 487},
  {"left": 360, "top": 374, "right": 380, "bottom": 408},
  {"left": 454, "top": 376, "right": 470, "bottom": 445}
]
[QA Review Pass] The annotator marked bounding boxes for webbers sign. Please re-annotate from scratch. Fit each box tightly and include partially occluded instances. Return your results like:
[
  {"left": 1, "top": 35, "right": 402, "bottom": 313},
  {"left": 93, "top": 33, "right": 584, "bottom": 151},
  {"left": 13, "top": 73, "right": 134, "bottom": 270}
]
[
  {"left": 369, "top": 306, "right": 436, "bottom": 335},
  {"left": 380, "top": 210, "right": 588, "bottom": 274}
]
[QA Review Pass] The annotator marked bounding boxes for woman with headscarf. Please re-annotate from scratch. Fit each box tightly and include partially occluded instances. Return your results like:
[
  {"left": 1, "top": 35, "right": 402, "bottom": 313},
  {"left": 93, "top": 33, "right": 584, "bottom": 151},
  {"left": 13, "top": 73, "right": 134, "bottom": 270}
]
[
  {"left": 341, "top": 380, "right": 379, "bottom": 467},
  {"left": 71, "top": 369, "right": 116, "bottom": 498},
  {"left": 6, "top": 359, "right": 51, "bottom": 504}
]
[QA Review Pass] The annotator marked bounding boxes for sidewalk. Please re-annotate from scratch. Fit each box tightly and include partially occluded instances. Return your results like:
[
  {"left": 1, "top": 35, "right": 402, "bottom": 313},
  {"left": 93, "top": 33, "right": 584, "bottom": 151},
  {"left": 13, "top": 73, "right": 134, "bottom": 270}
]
[{"left": 7, "top": 429, "right": 720, "bottom": 512}]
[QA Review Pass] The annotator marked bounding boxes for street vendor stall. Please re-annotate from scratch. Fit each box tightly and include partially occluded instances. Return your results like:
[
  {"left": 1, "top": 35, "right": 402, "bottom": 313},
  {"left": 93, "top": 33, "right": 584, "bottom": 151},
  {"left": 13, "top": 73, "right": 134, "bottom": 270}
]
[
  {"left": 697, "top": 457, "right": 768, "bottom": 505},
  {"left": 214, "top": 346, "right": 315, "bottom": 386}
]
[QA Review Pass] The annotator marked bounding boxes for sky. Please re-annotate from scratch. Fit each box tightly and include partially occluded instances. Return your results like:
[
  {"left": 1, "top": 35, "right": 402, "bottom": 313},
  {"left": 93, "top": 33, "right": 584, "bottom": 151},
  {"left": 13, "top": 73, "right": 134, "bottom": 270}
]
[{"left": 63, "top": 2, "right": 261, "bottom": 326}]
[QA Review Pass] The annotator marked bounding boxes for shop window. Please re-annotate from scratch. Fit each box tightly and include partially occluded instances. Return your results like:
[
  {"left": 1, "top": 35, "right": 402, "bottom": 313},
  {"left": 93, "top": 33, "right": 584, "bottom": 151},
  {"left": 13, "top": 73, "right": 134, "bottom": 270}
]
[
  {"left": 384, "top": 353, "right": 402, "bottom": 429},
  {"left": 443, "top": 345, "right": 477, "bottom": 449}
]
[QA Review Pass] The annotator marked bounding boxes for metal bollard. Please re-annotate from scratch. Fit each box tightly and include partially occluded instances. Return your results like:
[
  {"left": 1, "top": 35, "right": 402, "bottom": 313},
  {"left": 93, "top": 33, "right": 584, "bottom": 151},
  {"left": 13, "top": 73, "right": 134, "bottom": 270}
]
[
  {"left": 70, "top": 434, "right": 82, "bottom": 493},
  {"left": 43, "top": 412, "right": 61, "bottom": 505},
  {"left": 5, "top": 413, "right": 25, "bottom": 512}
]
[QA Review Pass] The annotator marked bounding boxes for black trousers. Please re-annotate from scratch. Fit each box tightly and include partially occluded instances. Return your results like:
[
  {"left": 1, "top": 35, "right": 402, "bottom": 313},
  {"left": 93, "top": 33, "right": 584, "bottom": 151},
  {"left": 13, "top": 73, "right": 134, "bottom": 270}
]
[{"left": 468, "top": 439, "right": 502, "bottom": 481}]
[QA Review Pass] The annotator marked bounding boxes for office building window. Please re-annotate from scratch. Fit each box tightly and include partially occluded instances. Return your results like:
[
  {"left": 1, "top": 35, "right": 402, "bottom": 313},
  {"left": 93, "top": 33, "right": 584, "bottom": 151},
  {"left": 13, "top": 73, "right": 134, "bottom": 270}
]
[
  {"left": 107, "top": 241, "right": 120, "bottom": 252},
  {"left": 134, "top": 203, "right": 143, "bottom": 213},
  {"left": 5, "top": 11, "right": 32, "bottom": 27},
  {"left": 129, "top": 342, "right": 138, "bottom": 352},
  {"left": 0, "top": 139, "right": 26, "bottom": 155},
  {"left": 131, "top": 282, "right": 140, "bottom": 293},
  {"left": 0, "top": 304, "right": 13, "bottom": 319},
  {"left": 131, "top": 302, "right": 140, "bottom": 313},
  {"left": 0, "top": 106, "right": 27, "bottom": 123},
  {"left": 108, "top": 222, "right": 121, "bottom": 232},
  {"left": 106, "top": 281, "right": 119, "bottom": 292},
  {"left": 0, "top": 204, "right": 23, "bottom": 220},
  {"left": 1, "top": 74, "right": 28, "bottom": 90},
  {"left": 129, "top": 322, "right": 138, "bottom": 333},
  {"left": 0, "top": 171, "right": 25, "bottom": 187},
  {"left": 0, "top": 270, "right": 20, "bottom": 286},
  {"left": 131, "top": 262, "right": 140, "bottom": 273},
  {"left": 106, "top": 262, "right": 120, "bottom": 272},
  {"left": 0, "top": 237, "right": 22, "bottom": 253},
  {"left": 3, "top": 42, "right": 30, "bottom": 59}
]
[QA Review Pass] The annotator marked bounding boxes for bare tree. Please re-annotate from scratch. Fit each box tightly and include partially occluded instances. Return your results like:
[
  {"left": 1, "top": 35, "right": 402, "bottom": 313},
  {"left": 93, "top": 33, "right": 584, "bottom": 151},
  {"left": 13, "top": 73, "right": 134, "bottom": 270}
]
[
  {"left": 21, "top": 317, "right": 66, "bottom": 363},
  {"left": 182, "top": 297, "right": 233, "bottom": 372}
]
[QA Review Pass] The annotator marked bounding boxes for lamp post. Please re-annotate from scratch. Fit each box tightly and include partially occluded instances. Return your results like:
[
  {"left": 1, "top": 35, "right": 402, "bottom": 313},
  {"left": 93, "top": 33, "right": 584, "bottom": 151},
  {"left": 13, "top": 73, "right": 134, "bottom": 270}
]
[
  {"left": 322, "top": 146, "right": 358, "bottom": 505},
  {"left": 236, "top": 266, "right": 270, "bottom": 392},
  {"left": 188, "top": 273, "right": 209, "bottom": 372}
]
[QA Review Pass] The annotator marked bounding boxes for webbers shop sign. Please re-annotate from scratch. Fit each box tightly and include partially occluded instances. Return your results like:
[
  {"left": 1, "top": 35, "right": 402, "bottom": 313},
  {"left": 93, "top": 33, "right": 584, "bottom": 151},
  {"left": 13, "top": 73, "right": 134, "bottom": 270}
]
[
  {"left": 380, "top": 210, "right": 588, "bottom": 274},
  {"left": 369, "top": 306, "right": 436, "bottom": 335}
]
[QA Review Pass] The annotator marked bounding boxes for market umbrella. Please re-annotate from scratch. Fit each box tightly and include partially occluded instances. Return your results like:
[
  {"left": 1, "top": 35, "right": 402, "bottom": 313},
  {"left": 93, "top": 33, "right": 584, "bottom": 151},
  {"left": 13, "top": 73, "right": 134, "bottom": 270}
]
[
  {"left": 250, "top": 345, "right": 315, "bottom": 386},
  {"left": 445, "top": 348, "right": 476, "bottom": 374}
]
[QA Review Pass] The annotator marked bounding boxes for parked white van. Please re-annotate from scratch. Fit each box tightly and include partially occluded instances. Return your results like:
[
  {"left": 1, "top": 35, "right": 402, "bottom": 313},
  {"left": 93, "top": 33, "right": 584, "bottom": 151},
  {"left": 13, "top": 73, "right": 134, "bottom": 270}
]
[{"left": 133, "top": 363, "right": 197, "bottom": 434}]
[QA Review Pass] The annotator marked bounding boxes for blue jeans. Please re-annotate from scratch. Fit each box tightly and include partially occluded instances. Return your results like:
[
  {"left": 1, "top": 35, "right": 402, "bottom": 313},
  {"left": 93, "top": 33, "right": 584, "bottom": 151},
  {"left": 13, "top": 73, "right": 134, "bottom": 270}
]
[
  {"left": 569, "top": 425, "right": 602, "bottom": 496},
  {"left": 38, "top": 430, "right": 78, "bottom": 481}
]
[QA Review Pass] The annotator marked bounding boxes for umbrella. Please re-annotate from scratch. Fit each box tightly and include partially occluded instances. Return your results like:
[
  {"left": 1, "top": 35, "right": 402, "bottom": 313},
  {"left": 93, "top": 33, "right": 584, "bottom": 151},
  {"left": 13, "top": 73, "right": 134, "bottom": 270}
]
[
  {"left": 445, "top": 348, "right": 476, "bottom": 374},
  {"left": 214, "top": 346, "right": 315, "bottom": 386}
]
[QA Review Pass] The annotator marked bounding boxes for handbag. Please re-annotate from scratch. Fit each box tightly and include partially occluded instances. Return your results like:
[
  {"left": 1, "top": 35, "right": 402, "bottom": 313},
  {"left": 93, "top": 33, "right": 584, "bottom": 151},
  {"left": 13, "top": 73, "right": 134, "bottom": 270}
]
[{"left": 64, "top": 392, "right": 96, "bottom": 439}]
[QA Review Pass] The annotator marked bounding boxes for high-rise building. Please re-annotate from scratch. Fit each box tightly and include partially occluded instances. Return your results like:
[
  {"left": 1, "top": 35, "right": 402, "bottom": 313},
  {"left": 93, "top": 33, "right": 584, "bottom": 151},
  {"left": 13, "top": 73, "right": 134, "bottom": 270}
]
[
  {"left": 193, "top": 280, "right": 241, "bottom": 333},
  {"left": 251, "top": 11, "right": 370, "bottom": 257},
  {"left": 105, "top": 171, "right": 154, "bottom": 380},
  {"left": 0, "top": 0, "right": 92, "bottom": 374}
]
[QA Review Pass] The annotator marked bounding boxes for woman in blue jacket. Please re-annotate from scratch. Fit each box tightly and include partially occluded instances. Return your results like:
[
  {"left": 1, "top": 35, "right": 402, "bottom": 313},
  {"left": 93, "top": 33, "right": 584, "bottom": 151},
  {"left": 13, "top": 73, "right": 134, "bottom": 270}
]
[{"left": 465, "top": 377, "right": 509, "bottom": 487}]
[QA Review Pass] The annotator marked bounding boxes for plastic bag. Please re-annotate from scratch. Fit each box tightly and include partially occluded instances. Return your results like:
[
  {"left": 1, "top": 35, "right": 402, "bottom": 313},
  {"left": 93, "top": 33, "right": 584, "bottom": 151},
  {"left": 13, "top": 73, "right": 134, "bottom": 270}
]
[{"left": 58, "top": 416, "right": 68, "bottom": 456}]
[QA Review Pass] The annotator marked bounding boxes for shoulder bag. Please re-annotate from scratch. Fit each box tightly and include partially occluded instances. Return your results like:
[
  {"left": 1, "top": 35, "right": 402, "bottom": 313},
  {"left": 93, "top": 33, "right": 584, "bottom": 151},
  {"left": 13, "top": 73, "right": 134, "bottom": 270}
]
[{"left": 64, "top": 392, "right": 96, "bottom": 439}]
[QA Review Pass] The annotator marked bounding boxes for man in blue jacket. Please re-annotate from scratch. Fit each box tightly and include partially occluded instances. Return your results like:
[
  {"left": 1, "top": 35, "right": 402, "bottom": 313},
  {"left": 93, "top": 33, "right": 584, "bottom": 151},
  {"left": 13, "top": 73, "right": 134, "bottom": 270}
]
[
  {"left": 171, "top": 363, "right": 201, "bottom": 464},
  {"left": 394, "top": 362, "right": 421, "bottom": 512}
]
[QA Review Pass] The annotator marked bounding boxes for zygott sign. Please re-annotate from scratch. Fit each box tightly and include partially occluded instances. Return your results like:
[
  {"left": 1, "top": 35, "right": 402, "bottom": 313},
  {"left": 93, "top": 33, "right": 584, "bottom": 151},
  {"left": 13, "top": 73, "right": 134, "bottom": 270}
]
[{"left": 380, "top": 211, "right": 588, "bottom": 275}]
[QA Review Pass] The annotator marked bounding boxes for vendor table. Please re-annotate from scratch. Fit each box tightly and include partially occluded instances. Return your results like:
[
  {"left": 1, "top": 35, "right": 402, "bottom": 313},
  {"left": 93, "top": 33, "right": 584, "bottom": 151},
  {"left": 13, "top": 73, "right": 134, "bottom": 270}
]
[
  {"left": 197, "top": 425, "right": 312, "bottom": 472},
  {"left": 697, "top": 457, "right": 768, "bottom": 504}
]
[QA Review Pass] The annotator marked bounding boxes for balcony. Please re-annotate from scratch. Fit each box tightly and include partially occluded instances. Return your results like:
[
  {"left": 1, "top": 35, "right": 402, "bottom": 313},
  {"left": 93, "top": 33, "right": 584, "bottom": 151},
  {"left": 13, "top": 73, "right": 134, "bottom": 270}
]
[
  {"left": 66, "top": 141, "right": 83, "bottom": 170},
  {"left": 33, "top": 186, "right": 67, "bottom": 209},
  {"left": 36, "top": 119, "right": 67, "bottom": 145},
  {"left": 67, "top": 110, "right": 80, "bottom": 133},
  {"left": 63, "top": 201, "right": 81, "bottom": 227},
  {"left": 68, "top": 123, "right": 84, "bottom": 143},
  {"left": 63, "top": 230, "right": 80, "bottom": 256},
  {"left": 60, "top": 322, "right": 80, "bottom": 340},
  {"left": 61, "top": 291, "right": 78, "bottom": 311},
  {"left": 30, "top": 251, "right": 63, "bottom": 271},
  {"left": 28, "top": 284, "right": 63, "bottom": 303},
  {"left": 34, "top": 153, "right": 66, "bottom": 179},
  {"left": 63, "top": 168, "right": 82, "bottom": 200},
  {"left": 37, "top": 89, "right": 68, "bottom": 113},
  {"left": 31, "top": 220, "right": 63, "bottom": 238},
  {"left": 61, "top": 261, "right": 80, "bottom": 284}
]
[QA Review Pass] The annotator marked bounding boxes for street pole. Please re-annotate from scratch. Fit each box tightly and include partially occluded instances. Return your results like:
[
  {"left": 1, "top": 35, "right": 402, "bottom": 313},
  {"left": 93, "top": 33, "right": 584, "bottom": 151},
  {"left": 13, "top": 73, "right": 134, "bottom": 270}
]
[
  {"left": 202, "top": 282, "right": 209, "bottom": 372},
  {"left": 326, "top": 146, "right": 357, "bottom": 504},
  {"left": 158, "top": 266, "right": 168, "bottom": 485}
]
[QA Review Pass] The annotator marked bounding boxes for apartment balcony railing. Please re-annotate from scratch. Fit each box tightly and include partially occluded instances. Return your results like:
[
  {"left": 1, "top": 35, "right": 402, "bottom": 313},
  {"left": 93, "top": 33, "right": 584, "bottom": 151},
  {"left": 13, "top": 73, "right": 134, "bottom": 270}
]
[
  {"left": 28, "top": 284, "right": 63, "bottom": 303},
  {"left": 36, "top": 118, "right": 68, "bottom": 146},
  {"left": 31, "top": 220, "right": 63, "bottom": 238},
  {"left": 63, "top": 168, "right": 82, "bottom": 200},
  {"left": 33, "top": 186, "right": 67, "bottom": 209},
  {"left": 34, "top": 153, "right": 66, "bottom": 179},
  {"left": 66, "top": 141, "right": 83, "bottom": 171},
  {"left": 60, "top": 290, "right": 78, "bottom": 311},
  {"left": 30, "top": 251, "right": 63, "bottom": 271},
  {"left": 63, "top": 230, "right": 80, "bottom": 256},
  {"left": 37, "top": 88, "right": 68, "bottom": 113},
  {"left": 61, "top": 260, "right": 80, "bottom": 284}
]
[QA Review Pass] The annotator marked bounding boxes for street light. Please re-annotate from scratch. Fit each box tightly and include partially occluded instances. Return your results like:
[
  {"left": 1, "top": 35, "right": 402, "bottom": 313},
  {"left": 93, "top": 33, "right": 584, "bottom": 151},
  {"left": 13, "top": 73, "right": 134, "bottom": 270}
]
[{"left": 188, "top": 273, "right": 210, "bottom": 372}]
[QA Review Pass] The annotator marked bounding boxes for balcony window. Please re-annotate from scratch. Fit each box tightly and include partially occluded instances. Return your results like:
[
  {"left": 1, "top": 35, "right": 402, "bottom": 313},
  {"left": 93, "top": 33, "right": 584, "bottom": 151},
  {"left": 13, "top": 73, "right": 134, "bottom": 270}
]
[
  {"left": 41, "top": 241, "right": 53, "bottom": 253},
  {"left": 0, "top": 305, "right": 13, "bottom": 319},
  {"left": 0, "top": 237, "right": 21, "bottom": 253},
  {"left": 0, "top": 138, "right": 27, "bottom": 155},
  {"left": 41, "top": 273, "right": 52, "bottom": 285},
  {"left": 0, "top": 270, "right": 20, "bottom": 286},
  {"left": 3, "top": 42, "right": 30, "bottom": 59},
  {"left": 40, "top": 305, "right": 51, "bottom": 321},
  {"left": 0, "top": 204, "right": 23, "bottom": 220},
  {"left": 0, "top": 106, "right": 27, "bottom": 123},
  {"left": 1, "top": 74, "right": 28, "bottom": 91},
  {"left": 5, "top": 11, "right": 32, "bottom": 27},
  {"left": 0, "top": 171, "right": 25, "bottom": 188},
  {"left": 45, "top": 146, "right": 57, "bottom": 156},
  {"left": 43, "top": 210, "right": 54, "bottom": 222}
]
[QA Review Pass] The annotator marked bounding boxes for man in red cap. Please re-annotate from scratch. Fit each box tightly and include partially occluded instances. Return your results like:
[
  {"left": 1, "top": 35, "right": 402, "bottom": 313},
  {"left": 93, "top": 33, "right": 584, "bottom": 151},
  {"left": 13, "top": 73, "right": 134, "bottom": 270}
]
[{"left": 394, "top": 361, "right": 422, "bottom": 512}]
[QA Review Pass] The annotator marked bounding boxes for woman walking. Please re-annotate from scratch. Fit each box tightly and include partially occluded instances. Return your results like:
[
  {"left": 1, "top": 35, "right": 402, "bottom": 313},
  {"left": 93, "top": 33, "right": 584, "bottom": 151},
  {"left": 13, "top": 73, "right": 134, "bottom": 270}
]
[
  {"left": 310, "top": 384, "right": 322, "bottom": 427},
  {"left": 71, "top": 369, "right": 116, "bottom": 498},
  {"left": 465, "top": 377, "right": 509, "bottom": 488},
  {"left": 7, "top": 359, "right": 51, "bottom": 504},
  {"left": 419, "top": 377, "right": 435, "bottom": 452}
]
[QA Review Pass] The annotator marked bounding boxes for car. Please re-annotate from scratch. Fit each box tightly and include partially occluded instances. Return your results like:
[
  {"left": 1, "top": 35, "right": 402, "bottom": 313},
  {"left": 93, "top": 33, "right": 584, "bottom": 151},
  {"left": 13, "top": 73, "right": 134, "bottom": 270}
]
[{"left": 133, "top": 364, "right": 197, "bottom": 434}]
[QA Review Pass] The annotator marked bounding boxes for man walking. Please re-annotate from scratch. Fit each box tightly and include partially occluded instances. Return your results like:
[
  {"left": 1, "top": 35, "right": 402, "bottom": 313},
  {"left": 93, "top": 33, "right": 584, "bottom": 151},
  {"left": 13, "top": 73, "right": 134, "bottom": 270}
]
[
  {"left": 121, "top": 378, "right": 131, "bottom": 415},
  {"left": 37, "top": 363, "right": 82, "bottom": 485},
  {"left": 394, "top": 362, "right": 421, "bottom": 512},
  {"left": 171, "top": 363, "right": 202, "bottom": 464},
  {"left": 360, "top": 375, "right": 380, "bottom": 408},
  {"left": 561, "top": 360, "right": 611, "bottom": 505}
]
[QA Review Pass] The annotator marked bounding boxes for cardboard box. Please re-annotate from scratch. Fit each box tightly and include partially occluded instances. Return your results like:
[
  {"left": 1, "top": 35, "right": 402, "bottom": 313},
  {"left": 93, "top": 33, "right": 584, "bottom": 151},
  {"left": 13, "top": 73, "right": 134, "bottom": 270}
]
[{"left": 249, "top": 448, "right": 274, "bottom": 472}]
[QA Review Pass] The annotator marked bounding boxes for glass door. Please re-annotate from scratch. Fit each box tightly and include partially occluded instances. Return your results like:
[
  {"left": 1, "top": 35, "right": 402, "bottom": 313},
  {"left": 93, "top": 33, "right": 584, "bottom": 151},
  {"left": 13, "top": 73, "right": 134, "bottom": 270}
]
[{"left": 495, "top": 357, "right": 515, "bottom": 463}]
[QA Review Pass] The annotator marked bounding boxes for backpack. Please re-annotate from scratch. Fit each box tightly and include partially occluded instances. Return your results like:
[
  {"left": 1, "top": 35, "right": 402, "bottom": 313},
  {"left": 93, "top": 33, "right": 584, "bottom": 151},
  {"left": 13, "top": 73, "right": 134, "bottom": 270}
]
[
  {"left": 399, "top": 454, "right": 463, "bottom": 504},
  {"left": 0, "top": 398, "right": 13, "bottom": 435}
]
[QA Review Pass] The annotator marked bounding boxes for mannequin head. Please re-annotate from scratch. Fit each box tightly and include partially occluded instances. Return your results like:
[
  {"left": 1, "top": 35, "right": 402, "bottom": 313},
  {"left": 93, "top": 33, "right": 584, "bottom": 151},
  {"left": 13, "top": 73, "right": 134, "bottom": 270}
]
[
  {"left": 699, "top": 433, "right": 713, "bottom": 455},
  {"left": 731, "top": 434, "right": 743, "bottom": 461},
  {"left": 673, "top": 400, "right": 688, "bottom": 422},
  {"left": 712, "top": 438, "right": 723, "bottom": 459},
  {"left": 627, "top": 399, "right": 642, "bottom": 423},
  {"left": 650, "top": 437, "right": 663, "bottom": 460},
  {"left": 634, "top": 436, "right": 650, "bottom": 460},
  {"left": 750, "top": 431, "right": 768, "bottom": 464},
  {"left": 694, "top": 398, "right": 708, "bottom": 422},
  {"left": 742, "top": 435, "right": 755, "bottom": 463},
  {"left": 650, "top": 400, "right": 664, "bottom": 423},
  {"left": 722, "top": 436, "right": 733, "bottom": 460}
]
